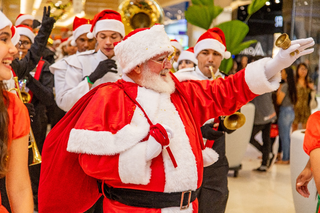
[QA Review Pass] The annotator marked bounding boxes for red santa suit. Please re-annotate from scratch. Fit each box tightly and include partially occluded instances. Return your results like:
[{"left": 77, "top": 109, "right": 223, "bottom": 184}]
[{"left": 39, "top": 25, "right": 282, "bottom": 213}]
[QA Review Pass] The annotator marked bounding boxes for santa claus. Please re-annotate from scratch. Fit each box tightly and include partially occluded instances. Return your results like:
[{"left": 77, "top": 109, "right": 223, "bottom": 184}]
[{"left": 39, "top": 25, "right": 314, "bottom": 212}]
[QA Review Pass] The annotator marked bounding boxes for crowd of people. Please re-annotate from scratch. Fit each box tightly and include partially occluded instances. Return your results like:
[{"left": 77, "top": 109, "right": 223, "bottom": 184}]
[{"left": 0, "top": 5, "right": 317, "bottom": 213}]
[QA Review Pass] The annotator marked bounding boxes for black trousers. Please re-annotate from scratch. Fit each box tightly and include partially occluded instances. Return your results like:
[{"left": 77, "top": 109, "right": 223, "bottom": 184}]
[
  {"left": 249, "top": 123, "right": 272, "bottom": 166},
  {"left": 198, "top": 135, "right": 229, "bottom": 213}
]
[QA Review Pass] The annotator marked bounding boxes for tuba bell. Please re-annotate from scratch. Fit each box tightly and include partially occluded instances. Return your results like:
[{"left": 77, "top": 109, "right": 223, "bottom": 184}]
[
  {"left": 118, "top": 0, "right": 164, "bottom": 35},
  {"left": 9, "top": 77, "right": 42, "bottom": 166}
]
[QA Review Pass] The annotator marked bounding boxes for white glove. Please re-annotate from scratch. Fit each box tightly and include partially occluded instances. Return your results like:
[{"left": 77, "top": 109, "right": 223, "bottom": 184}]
[
  {"left": 145, "top": 124, "right": 174, "bottom": 161},
  {"left": 265, "top": 37, "right": 315, "bottom": 80}
]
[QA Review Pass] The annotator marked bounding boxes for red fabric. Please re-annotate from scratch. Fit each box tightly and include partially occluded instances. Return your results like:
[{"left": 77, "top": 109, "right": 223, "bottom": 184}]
[
  {"left": 28, "top": 59, "right": 44, "bottom": 102},
  {"left": 73, "top": 16, "right": 92, "bottom": 31},
  {"left": 150, "top": 124, "right": 177, "bottom": 168},
  {"left": 196, "top": 27, "right": 227, "bottom": 49},
  {"left": 303, "top": 111, "right": 320, "bottom": 155},
  {"left": 89, "top": 10, "right": 122, "bottom": 34},
  {"left": 38, "top": 84, "right": 111, "bottom": 212},
  {"left": 5, "top": 91, "right": 30, "bottom": 148}
]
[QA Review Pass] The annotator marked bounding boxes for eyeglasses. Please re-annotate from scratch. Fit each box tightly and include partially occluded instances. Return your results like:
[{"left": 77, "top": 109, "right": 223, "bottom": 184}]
[
  {"left": 18, "top": 40, "right": 31, "bottom": 47},
  {"left": 151, "top": 52, "right": 175, "bottom": 69}
]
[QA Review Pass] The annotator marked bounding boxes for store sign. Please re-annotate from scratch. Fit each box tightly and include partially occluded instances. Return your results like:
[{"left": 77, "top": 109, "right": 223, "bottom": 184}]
[{"left": 240, "top": 42, "right": 265, "bottom": 56}]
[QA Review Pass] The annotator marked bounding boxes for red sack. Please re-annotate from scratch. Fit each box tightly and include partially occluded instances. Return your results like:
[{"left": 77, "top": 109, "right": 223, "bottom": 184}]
[{"left": 270, "top": 124, "right": 279, "bottom": 138}]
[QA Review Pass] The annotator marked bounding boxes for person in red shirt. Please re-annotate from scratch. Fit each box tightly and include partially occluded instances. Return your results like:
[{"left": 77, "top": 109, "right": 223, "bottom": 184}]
[{"left": 0, "top": 11, "right": 33, "bottom": 213}]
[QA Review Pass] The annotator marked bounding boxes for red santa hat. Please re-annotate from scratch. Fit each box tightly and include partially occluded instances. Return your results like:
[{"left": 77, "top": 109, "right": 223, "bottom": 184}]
[
  {"left": 16, "top": 25, "right": 35, "bottom": 43},
  {"left": 15, "top": 14, "right": 34, "bottom": 26},
  {"left": 177, "top": 47, "right": 197, "bottom": 65},
  {"left": 194, "top": 27, "right": 231, "bottom": 59},
  {"left": 114, "top": 25, "right": 174, "bottom": 74},
  {"left": 170, "top": 39, "right": 183, "bottom": 52},
  {"left": 87, "top": 10, "right": 125, "bottom": 39},
  {"left": 0, "top": 11, "right": 12, "bottom": 30},
  {"left": 11, "top": 26, "right": 20, "bottom": 46},
  {"left": 71, "top": 17, "right": 92, "bottom": 46}
]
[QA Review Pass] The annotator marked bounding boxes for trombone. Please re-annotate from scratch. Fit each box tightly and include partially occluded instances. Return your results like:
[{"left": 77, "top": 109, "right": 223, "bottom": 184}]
[{"left": 9, "top": 76, "right": 42, "bottom": 166}]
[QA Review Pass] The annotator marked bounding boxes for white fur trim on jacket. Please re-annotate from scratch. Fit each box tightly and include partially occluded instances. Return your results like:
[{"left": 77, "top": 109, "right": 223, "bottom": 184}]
[
  {"left": 174, "top": 67, "right": 201, "bottom": 82},
  {"left": 244, "top": 57, "right": 281, "bottom": 95},
  {"left": 114, "top": 25, "right": 174, "bottom": 74},
  {"left": 67, "top": 107, "right": 150, "bottom": 155},
  {"left": 118, "top": 141, "right": 152, "bottom": 185},
  {"left": 202, "top": 147, "right": 219, "bottom": 167}
]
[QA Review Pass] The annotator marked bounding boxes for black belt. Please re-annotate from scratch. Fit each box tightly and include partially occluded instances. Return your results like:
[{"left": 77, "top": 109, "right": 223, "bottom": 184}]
[{"left": 97, "top": 181, "right": 199, "bottom": 210}]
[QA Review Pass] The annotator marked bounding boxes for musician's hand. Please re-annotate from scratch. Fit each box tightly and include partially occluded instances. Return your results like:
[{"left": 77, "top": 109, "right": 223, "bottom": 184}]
[
  {"left": 201, "top": 123, "right": 224, "bottom": 140},
  {"left": 24, "top": 103, "right": 35, "bottom": 120},
  {"left": 41, "top": 6, "right": 55, "bottom": 26},
  {"left": 218, "top": 119, "right": 236, "bottom": 134},
  {"left": 88, "top": 59, "right": 117, "bottom": 84}
]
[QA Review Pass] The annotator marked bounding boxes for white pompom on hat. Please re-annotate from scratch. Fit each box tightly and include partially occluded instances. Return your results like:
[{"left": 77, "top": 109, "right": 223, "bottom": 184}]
[
  {"left": 194, "top": 27, "right": 231, "bottom": 60},
  {"left": 11, "top": 26, "right": 20, "bottom": 46},
  {"left": 0, "top": 11, "right": 12, "bottom": 30},
  {"left": 170, "top": 39, "right": 183, "bottom": 52},
  {"left": 15, "top": 14, "right": 34, "bottom": 26},
  {"left": 71, "top": 17, "right": 92, "bottom": 46},
  {"left": 177, "top": 47, "right": 197, "bottom": 65},
  {"left": 87, "top": 10, "right": 125, "bottom": 39},
  {"left": 114, "top": 25, "right": 174, "bottom": 74},
  {"left": 16, "top": 25, "right": 35, "bottom": 43}
]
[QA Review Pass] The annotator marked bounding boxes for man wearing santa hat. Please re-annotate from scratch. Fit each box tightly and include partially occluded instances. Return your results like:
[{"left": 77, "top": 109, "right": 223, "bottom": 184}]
[
  {"left": 39, "top": 23, "right": 314, "bottom": 212},
  {"left": 15, "top": 13, "right": 34, "bottom": 29},
  {"left": 54, "top": 10, "right": 124, "bottom": 112},
  {"left": 170, "top": 39, "right": 183, "bottom": 72},
  {"left": 70, "top": 17, "right": 96, "bottom": 52}
]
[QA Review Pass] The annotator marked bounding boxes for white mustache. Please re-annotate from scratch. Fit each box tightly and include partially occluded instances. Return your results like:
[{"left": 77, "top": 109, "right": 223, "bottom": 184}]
[{"left": 160, "top": 69, "right": 170, "bottom": 75}]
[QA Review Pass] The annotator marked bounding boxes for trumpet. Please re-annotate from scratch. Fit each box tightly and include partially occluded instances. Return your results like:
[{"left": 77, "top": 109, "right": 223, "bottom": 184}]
[
  {"left": 221, "top": 112, "right": 246, "bottom": 130},
  {"left": 9, "top": 77, "right": 42, "bottom": 166}
]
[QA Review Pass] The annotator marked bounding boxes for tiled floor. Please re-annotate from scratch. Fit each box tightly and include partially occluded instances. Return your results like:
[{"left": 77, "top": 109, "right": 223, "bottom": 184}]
[{"left": 225, "top": 142, "right": 295, "bottom": 213}]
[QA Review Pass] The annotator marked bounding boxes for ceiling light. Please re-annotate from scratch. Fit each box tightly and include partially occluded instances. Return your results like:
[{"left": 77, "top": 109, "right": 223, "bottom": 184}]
[
  {"left": 20, "top": 0, "right": 27, "bottom": 13},
  {"left": 55, "top": 11, "right": 85, "bottom": 27},
  {"left": 33, "top": 0, "right": 42, "bottom": 10}
]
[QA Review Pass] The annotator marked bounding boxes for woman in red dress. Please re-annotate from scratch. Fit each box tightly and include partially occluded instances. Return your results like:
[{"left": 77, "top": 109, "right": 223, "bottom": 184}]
[{"left": 0, "top": 11, "right": 33, "bottom": 213}]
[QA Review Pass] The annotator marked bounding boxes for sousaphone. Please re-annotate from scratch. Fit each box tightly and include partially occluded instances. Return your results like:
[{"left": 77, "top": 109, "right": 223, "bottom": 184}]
[{"left": 119, "top": 0, "right": 164, "bottom": 35}]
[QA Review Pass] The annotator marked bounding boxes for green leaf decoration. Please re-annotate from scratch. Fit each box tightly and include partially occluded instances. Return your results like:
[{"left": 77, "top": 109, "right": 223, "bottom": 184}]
[
  {"left": 215, "top": 20, "right": 257, "bottom": 73},
  {"left": 219, "top": 58, "right": 234, "bottom": 74},
  {"left": 185, "top": 1, "right": 223, "bottom": 30},
  {"left": 216, "top": 20, "right": 257, "bottom": 55},
  {"left": 247, "top": 0, "right": 268, "bottom": 16}
]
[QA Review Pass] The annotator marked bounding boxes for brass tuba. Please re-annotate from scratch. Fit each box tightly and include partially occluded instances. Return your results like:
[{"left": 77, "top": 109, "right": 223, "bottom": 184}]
[
  {"left": 9, "top": 77, "right": 42, "bottom": 166},
  {"left": 118, "top": 0, "right": 164, "bottom": 35}
]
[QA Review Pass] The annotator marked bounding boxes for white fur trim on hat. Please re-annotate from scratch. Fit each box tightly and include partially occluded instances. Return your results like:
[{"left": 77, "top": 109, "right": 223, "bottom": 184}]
[
  {"left": 0, "top": 12, "right": 12, "bottom": 30},
  {"left": 16, "top": 26, "right": 35, "bottom": 43},
  {"left": 15, "top": 14, "right": 34, "bottom": 26},
  {"left": 93, "top": 19, "right": 125, "bottom": 38},
  {"left": 72, "top": 24, "right": 91, "bottom": 46},
  {"left": 170, "top": 40, "right": 183, "bottom": 52},
  {"left": 194, "top": 38, "right": 231, "bottom": 59},
  {"left": 177, "top": 50, "right": 198, "bottom": 65},
  {"left": 11, "top": 27, "right": 20, "bottom": 46},
  {"left": 114, "top": 25, "right": 174, "bottom": 74}
]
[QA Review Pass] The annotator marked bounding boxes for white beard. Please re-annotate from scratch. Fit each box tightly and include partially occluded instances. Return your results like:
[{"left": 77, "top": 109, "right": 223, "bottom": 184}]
[{"left": 140, "top": 67, "right": 175, "bottom": 94}]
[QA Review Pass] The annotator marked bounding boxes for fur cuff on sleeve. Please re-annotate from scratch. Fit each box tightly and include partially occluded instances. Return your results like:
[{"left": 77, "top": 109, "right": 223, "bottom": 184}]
[
  {"left": 119, "top": 142, "right": 152, "bottom": 185},
  {"left": 245, "top": 58, "right": 281, "bottom": 95}
]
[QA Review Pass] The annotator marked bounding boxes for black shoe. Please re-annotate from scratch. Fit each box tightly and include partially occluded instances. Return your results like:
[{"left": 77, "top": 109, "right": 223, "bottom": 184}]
[
  {"left": 267, "top": 153, "right": 275, "bottom": 168},
  {"left": 253, "top": 166, "right": 267, "bottom": 172}
]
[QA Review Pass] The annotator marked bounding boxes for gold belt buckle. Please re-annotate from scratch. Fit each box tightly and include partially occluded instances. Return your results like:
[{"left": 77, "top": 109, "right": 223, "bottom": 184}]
[{"left": 180, "top": 190, "right": 192, "bottom": 210}]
